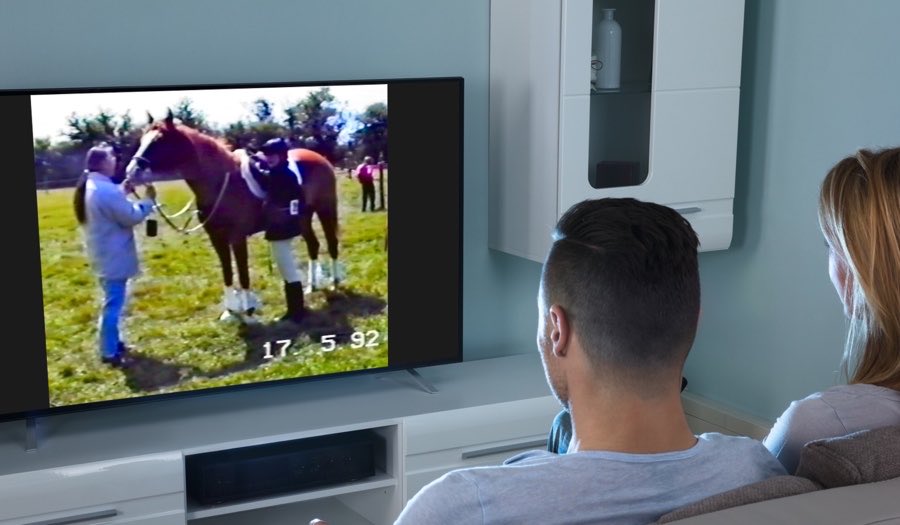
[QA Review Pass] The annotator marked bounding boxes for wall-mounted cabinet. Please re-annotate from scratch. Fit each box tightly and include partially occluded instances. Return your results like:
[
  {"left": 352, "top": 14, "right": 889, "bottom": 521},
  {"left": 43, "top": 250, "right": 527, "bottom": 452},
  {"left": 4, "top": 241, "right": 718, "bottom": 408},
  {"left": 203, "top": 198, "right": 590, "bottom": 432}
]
[{"left": 490, "top": 0, "right": 746, "bottom": 261}]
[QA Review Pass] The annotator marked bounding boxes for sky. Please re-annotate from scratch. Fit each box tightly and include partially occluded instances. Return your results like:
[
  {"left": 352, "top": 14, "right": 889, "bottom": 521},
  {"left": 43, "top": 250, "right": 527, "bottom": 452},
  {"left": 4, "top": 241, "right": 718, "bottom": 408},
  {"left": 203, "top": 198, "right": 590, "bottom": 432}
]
[{"left": 30, "top": 83, "right": 387, "bottom": 144}]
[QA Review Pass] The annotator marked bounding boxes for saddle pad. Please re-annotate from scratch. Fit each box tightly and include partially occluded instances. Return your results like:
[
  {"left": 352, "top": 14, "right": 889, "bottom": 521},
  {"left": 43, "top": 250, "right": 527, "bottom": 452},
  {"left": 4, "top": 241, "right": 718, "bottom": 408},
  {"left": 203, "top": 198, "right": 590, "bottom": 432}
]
[{"left": 236, "top": 149, "right": 267, "bottom": 200}]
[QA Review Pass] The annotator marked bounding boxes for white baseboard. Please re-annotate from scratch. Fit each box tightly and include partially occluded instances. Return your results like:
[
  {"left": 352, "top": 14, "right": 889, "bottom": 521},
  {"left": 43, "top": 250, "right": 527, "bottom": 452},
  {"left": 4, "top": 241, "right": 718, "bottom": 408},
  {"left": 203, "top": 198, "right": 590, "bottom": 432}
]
[{"left": 682, "top": 392, "right": 773, "bottom": 440}]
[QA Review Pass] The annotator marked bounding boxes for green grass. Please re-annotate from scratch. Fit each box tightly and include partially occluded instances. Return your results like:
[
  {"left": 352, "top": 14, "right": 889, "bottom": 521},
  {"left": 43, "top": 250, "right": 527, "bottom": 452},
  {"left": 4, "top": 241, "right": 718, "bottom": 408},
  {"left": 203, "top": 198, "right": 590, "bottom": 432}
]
[{"left": 38, "top": 174, "right": 388, "bottom": 406}]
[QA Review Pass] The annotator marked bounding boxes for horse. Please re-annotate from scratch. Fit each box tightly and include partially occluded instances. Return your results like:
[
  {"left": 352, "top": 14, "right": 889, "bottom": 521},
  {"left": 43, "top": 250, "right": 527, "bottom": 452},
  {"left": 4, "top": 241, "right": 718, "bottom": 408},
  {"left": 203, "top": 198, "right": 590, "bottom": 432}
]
[{"left": 124, "top": 112, "right": 340, "bottom": 321}]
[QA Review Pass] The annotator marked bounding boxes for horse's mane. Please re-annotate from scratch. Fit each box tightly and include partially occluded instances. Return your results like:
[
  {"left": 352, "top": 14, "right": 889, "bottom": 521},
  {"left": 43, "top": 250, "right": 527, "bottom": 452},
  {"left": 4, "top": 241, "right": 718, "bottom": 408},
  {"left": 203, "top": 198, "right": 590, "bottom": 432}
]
[{"left": 151, "top": 122, "right": 239, "bottom": 169}]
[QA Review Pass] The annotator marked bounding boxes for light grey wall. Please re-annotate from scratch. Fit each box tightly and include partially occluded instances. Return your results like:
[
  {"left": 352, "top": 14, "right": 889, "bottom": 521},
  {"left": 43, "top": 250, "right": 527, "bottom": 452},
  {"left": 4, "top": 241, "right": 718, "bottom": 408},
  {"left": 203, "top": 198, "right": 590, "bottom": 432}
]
[{"left": 3, "top": 0, "right": 898, "bottom": 424}]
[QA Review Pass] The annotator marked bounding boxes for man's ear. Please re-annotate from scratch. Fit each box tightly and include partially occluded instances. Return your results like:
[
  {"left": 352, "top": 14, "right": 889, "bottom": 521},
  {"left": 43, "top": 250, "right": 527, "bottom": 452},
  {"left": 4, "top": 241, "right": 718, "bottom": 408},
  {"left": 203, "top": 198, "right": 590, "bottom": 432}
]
[{"left": 549, "top": 304, "right": 570, "bottom": 358}]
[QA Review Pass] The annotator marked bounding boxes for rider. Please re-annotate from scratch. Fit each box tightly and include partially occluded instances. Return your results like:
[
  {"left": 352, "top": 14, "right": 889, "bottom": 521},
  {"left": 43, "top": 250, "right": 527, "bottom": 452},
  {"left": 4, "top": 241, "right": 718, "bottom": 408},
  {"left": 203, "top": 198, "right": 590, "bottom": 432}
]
[{"left": 252, "top": 137, "right": 306, "bottom": 323}]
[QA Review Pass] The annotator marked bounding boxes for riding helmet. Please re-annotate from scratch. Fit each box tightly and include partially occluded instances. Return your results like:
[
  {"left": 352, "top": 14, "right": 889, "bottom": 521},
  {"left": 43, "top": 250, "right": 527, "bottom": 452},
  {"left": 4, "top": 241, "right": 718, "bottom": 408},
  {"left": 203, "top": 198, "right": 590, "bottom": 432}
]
[{"left": 260, "top": 137, "right": 290, "bottom": 155}]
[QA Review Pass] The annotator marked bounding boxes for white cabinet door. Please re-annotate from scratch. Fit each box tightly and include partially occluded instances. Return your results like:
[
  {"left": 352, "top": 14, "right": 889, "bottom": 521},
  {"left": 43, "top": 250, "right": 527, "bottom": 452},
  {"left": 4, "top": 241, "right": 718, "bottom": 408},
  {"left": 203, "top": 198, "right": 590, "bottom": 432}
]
[{"left": 654, "top": 0, "right": 746, "bottom": 90}]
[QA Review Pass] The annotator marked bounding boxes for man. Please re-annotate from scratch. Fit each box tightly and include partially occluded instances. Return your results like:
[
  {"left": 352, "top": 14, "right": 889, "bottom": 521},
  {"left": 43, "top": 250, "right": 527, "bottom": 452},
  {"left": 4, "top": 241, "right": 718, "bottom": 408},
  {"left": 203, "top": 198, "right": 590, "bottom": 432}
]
[
  {"left": 395, "top": 198, "right": 786, "bottom": 524},
  {"left": 74, "top": 144, "right": 156, "bottom": 367},
  {"left": 252, "top": 137, "right": 307, "bottom": 323},
  {"left": 355, "top": 155, "right": 377, "bottom": 212}
]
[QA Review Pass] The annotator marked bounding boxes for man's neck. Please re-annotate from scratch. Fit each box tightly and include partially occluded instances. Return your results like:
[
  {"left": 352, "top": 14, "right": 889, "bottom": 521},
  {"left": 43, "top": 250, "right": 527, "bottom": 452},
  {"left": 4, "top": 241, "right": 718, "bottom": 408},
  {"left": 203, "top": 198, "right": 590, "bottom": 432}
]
[{"left": 566, "top": 382, "right": 696, "bottom": 454}]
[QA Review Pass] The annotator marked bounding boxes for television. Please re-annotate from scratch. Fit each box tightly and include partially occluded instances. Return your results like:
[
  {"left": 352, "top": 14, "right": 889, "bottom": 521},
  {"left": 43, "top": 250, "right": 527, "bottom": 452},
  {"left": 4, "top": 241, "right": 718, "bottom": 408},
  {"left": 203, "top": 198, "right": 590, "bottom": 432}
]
[{"left": 0, "top": 77, "right": 462, "bottom": 421}]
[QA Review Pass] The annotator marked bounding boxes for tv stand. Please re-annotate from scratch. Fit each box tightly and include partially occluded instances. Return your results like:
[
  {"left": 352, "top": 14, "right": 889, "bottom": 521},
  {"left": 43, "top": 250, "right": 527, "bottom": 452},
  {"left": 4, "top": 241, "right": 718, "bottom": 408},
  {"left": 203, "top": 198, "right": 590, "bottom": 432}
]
[
  {"left": 25, "top": 415, "right": 39, "bottom": 453},
  {"left": 0, "top": 355, "right": 562, "bottom": 525},
  {"left": 406, "top": 368, "right": 438, "bottom": 394}
]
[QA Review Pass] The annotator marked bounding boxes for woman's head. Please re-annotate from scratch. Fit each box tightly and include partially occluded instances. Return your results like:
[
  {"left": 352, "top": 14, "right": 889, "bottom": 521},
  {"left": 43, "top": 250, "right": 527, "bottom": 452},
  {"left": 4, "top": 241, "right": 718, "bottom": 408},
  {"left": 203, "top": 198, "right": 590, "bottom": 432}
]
[
  {"left": 818, "top": 146, "right": 900, "bottom": 389},
  {"left": 84, "top": 144, "right": 115, "bottom": 176},
  {"left": 74, "top": 144, "right": 116, "bottom": 225}
]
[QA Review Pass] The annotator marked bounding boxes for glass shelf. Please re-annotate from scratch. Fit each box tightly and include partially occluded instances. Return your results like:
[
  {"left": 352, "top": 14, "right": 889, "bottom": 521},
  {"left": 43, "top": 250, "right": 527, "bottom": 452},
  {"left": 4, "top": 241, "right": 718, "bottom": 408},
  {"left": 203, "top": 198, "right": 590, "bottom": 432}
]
[
  {"left": 590, "top": 82, "right": 651, "bottom": 96},
  {"left": 588, "top": 0, "right": 655, "bottom": 189}
]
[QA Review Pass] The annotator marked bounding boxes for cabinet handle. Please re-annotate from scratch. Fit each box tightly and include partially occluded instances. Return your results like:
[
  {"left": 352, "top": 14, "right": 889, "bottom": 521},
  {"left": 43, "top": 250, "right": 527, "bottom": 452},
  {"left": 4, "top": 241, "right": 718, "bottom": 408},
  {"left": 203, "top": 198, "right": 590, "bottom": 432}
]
[
  {"left": 26, "top": 509, "right": 118, "bottom": 525},
  {"left": 675, "top": 207, "right": 702, "bottom": 215},
  {"left": 461, "top": 438, "right": 548, "bottom": 460}
]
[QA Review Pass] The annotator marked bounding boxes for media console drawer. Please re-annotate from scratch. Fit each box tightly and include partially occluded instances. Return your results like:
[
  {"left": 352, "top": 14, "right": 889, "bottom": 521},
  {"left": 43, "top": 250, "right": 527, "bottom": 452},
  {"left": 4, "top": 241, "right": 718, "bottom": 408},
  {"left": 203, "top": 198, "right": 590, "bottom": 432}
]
[
  {"left": 404, "top": 396, "right": 559, "bottom": 455},
  {"left": 403, "top": 395, "right": 559, "bottom": 501},
  {"left": 0, "top": 452, "right": 184, "bottom": 523}
]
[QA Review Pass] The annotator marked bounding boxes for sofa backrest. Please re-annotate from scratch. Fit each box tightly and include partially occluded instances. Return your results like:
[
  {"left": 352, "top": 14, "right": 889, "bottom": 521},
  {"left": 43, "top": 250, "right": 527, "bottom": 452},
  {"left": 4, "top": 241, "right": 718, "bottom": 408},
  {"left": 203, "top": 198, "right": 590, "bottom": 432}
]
[
  {"left": 658, "top": 476, "right": 900, "bottom": 525},
  {"left": 795, "top": 425, "right": 900, "bottom": 488},
  {"left": 655, "top": 425, "right": 900, "bottom": 524},
  {"left": 656, "top": 475, "right": 818, "bottom": 523}
]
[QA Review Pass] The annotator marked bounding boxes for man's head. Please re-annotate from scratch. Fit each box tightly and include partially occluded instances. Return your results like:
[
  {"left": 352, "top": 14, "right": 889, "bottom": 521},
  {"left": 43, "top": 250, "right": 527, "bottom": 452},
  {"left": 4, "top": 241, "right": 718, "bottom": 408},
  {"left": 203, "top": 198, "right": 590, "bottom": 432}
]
[
  {"left": 364, "top": 155, "right": 375, "bottom": 165},
  {"left": 260, "top": 137, "right": 290, "bottom": 167},
  {"left": 537, "top": 198, "right": 700, "bottom": 407}
]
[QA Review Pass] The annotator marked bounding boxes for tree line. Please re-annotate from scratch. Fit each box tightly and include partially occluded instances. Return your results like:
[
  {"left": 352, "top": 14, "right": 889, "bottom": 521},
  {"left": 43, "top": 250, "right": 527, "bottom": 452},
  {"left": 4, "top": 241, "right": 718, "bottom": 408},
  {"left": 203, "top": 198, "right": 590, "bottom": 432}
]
[{"left": 33, "top": 88, "right": 388, "bottom": 189}]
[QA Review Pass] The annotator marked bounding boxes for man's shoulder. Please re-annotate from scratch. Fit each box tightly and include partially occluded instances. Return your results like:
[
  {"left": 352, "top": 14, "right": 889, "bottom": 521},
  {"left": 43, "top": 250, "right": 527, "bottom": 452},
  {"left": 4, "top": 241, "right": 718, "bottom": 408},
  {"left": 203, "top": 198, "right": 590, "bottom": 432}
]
[
  {"left": 696, "top": 432, "right": 786, "bottom": 472},
  {"left": 697, "top": 432, "right": 769, "bottom": 452}
]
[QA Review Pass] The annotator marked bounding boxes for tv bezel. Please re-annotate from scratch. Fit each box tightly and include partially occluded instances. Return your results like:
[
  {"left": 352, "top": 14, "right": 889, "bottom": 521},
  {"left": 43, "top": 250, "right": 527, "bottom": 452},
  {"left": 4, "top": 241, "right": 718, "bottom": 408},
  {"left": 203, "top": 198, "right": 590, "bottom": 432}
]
[{"left": 1, "top": 75, "right": 464, "bottom": 424}]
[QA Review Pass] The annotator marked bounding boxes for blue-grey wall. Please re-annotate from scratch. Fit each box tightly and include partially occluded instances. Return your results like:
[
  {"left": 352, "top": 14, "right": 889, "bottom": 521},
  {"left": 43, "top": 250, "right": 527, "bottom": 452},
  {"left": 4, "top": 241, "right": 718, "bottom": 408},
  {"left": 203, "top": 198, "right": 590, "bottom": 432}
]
[
  {"left": 0, "top": 0, "right": 535, "bottom": 359},
  {"left": 684, "top": 0, "right": 900, "bottom": 421},
  {"left": 3, "top": 0, "right": 899, "bottom": 423}
]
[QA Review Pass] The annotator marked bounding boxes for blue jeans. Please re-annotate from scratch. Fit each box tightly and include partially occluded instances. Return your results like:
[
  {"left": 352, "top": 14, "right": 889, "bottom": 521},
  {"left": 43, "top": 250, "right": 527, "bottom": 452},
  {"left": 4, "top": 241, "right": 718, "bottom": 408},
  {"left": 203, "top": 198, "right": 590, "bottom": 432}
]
[{"left": 99, "top": 279, "right": 127, "bottom": 359}]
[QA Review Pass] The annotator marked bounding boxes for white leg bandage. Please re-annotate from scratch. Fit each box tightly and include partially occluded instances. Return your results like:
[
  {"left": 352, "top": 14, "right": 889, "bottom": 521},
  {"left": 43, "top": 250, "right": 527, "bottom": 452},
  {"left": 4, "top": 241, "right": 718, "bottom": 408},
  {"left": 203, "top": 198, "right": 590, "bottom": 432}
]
[{"left": 270, "top": 240, "right": 302, "bottom": 284}]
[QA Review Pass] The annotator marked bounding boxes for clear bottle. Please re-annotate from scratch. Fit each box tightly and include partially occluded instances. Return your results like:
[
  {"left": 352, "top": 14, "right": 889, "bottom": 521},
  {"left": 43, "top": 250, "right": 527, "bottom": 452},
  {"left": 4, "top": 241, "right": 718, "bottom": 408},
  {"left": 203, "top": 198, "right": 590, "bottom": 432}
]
[{"left": 594, "top": 8, "right": 622, "bottom": 90}]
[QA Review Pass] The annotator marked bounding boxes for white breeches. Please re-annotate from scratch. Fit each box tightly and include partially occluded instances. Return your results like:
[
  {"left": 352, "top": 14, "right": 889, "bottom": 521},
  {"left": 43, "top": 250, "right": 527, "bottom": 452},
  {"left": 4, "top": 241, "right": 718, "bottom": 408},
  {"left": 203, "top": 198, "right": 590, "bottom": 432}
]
[{"left": 270, "top": 239, "right": 302, "bottom": 283}]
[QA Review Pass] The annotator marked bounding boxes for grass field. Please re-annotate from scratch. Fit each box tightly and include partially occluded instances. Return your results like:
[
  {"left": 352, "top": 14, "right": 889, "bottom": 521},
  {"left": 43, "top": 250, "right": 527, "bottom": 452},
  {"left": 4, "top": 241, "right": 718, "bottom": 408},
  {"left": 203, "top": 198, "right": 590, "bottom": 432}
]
[{"left": 38, "top": 173, "right": 388, "bottom": 407}]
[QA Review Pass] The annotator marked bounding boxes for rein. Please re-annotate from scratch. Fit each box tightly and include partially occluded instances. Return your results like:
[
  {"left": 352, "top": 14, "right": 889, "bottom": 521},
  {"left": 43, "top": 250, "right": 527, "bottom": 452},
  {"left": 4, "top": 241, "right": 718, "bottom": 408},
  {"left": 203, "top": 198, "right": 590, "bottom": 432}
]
[{"left": 150, "top": 170, "right": 232, "bottom": 234}]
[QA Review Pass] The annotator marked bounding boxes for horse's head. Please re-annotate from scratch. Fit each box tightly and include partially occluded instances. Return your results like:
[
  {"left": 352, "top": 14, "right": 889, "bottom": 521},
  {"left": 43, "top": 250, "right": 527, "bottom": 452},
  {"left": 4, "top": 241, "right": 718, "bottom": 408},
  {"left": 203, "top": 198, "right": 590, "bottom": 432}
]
[{"left": 125, "top": 110, "right": 197, "bottom": 184}]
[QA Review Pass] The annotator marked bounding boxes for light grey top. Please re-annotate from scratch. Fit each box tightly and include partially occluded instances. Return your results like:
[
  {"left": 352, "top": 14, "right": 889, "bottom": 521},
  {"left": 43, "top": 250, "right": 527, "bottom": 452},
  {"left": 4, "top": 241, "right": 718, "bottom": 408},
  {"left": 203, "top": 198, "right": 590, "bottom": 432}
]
[
  {"left": 83, "top": 172, "right": 153, "bottom": 280},
  {"left": 396, "top": 433, "right": 787, "bottom": 525},
  {"left": 763, "top": 383, "right": 900, "bottom": 473}
]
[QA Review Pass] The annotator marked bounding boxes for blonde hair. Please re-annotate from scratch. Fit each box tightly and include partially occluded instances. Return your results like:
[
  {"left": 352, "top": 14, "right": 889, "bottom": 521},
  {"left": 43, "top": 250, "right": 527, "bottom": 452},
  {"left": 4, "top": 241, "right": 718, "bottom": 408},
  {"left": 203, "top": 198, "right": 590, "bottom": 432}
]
[{"left": 818, "top": 146, "right": 900, "bottom": 389}]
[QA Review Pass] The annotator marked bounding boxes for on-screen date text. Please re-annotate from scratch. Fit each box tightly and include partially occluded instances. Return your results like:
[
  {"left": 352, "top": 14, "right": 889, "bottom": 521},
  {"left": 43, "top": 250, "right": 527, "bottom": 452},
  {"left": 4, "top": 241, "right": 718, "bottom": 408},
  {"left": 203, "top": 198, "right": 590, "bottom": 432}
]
[{"left": 262, "top": 330, "right": 383, "bottom": 359}]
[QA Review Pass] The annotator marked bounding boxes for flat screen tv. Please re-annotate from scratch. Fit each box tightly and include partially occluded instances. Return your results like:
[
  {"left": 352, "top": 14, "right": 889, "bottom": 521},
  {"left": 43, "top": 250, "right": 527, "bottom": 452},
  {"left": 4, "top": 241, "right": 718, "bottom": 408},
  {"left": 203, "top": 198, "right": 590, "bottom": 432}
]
[{"left": 0, "top": 77, "right": 462, "bottom": 421}]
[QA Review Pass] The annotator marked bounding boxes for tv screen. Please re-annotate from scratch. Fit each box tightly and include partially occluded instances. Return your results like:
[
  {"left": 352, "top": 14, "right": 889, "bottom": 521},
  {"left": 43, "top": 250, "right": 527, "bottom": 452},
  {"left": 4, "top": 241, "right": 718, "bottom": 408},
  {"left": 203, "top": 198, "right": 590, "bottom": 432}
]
[{"left": 0, "top": 77, "right": 462, "bottom": 419}]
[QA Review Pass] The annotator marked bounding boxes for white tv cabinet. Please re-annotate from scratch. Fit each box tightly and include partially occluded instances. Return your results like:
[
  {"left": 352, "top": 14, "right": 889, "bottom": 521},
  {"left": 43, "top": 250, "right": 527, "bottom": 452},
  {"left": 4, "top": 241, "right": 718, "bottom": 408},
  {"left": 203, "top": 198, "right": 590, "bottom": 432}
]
[
  {"left": 0, "top": 354, "right": 770, "bottom": 525},
  {"left": 0, "top": 355, "right": 560, "bottom": 525},
  {"left": 489, "top": 0, "right": 746, "bottom": 261}
]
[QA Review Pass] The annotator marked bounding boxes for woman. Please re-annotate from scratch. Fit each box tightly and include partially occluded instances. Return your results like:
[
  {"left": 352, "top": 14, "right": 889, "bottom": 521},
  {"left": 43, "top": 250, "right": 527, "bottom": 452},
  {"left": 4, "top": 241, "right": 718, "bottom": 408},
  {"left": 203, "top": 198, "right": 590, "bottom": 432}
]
[
  {"left": 74, "top": 144, "right": 155, "bottom": 367},
  {"left": 251, "top": 137, "right": 307, "bottom": 323},
  {"left": 355, "top": 156, "right": 377, "bottom": 212},
  {"left": 763, "top": 146, "right": 900, "bottom": 472}
]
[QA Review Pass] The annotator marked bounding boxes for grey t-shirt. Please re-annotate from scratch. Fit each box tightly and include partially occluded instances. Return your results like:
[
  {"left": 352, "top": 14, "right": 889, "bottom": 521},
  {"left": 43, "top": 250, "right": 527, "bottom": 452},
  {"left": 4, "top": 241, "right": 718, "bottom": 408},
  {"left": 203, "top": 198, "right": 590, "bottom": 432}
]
[
  {"left": 763, "top": 384, "right": 900, "bottom": 473},
  {"left": 396, "top": 433, "right": 786, "bottom": 525}
]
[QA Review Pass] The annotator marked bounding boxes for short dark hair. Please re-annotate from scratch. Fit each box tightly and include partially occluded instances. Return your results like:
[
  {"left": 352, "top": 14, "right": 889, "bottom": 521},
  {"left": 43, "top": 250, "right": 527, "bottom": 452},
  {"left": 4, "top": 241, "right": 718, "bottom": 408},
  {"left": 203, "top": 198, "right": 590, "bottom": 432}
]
[{"left": 543, "top": 198, "right": 700, "bottom": 374}]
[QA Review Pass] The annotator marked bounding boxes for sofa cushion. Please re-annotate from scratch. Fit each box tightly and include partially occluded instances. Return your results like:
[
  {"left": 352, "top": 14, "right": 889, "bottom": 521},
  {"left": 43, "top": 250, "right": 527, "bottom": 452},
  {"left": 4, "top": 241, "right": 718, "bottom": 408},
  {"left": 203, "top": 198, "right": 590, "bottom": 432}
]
[
  {"left": 794, "top": 425, "right": 900, "bottom": 488},
  {"left": 655, "top": 475, "right": 818, "bottom": 524}
]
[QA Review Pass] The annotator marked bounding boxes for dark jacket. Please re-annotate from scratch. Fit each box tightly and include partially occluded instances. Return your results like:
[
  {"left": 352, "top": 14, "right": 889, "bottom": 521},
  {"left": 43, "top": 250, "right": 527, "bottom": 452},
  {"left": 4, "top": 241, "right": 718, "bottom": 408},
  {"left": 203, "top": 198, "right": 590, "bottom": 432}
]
[{"left": 251, "top": 159, "right": 305, "bottom": 241}]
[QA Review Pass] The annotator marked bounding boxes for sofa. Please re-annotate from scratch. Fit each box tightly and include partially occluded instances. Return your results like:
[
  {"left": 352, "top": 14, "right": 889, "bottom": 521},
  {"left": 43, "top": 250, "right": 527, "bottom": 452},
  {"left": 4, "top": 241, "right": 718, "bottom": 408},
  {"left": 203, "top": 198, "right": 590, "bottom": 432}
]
[{"left": 657, "top": 425, "right": 900, "bottom": 524}]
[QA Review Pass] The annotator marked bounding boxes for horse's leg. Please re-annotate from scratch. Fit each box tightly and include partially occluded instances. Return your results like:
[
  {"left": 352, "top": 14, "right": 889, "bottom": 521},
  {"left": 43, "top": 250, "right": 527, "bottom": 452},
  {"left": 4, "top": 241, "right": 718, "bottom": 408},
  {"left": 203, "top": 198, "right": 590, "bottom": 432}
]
[
  {"left": 300, "top": 211, "right": 321, "bottom": 292},
  {"left": 232, "top": 236, "right": 251, "bottom": 290},
  {"left": 232, "top": 236, "right": 259, "bottom": 318},
  {"left": 210, "top": 232, "right": 233, "bottom": 287},
  {"left": 210, "top": 232, "right": 239, "bottom": 319},
  {"left": 319, "top": 207, "right": 342, "bottom": 287}
]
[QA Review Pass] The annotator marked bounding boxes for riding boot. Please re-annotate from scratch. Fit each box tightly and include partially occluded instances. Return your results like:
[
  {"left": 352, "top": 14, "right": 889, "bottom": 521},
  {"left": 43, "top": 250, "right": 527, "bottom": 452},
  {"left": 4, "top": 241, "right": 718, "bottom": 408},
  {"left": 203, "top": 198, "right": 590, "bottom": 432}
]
[{"left": 280, "top": 281, "right": 306, "bottom": 323}]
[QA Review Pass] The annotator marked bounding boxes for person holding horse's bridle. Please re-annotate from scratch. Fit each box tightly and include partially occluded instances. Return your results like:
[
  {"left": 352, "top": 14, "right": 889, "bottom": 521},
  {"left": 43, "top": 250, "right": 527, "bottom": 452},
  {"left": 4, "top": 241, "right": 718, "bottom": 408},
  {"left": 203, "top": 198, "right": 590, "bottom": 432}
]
[
  {"left": 251, "top": 137, "right": 307, "bottom": 324},
  {"left": 73, "top": 144, "right": 157, "bottom": 368}
]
